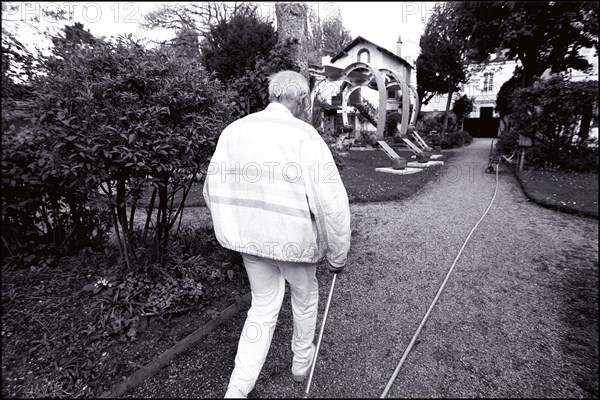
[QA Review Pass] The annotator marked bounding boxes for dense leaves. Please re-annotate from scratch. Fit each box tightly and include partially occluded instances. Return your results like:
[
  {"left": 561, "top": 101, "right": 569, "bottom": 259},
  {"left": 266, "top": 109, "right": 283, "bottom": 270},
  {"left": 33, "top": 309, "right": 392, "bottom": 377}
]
[
  {"left": 452, "top": 94, "right": 475, "bottom": 121},
  {"left": 200, "top": 13, "right": 277, "bottom": 82},
  {"left": 1, "top": 25, "right": 234, "bottom": 265},
  {"left": 227, "top": 39, "right": 299, "bottom": 118},
  {"left": 416, "top": 3, "right": 475, "bottom": 133},
  {"left": 451, "top": 1, "right": 599, "bottom": 85},
  {"left": 321, "top": 13, "right": 353, "bottom": 57},
  {"left": 500, "top": 76, "right": 598, "bottom": 171}
]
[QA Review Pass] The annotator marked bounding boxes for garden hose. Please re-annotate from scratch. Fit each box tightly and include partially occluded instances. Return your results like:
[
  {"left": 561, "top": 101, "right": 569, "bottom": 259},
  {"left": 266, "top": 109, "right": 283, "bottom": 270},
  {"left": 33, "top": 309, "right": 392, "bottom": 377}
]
[{"left": 380, "top": 163, "right": 500, "bottom": 398}]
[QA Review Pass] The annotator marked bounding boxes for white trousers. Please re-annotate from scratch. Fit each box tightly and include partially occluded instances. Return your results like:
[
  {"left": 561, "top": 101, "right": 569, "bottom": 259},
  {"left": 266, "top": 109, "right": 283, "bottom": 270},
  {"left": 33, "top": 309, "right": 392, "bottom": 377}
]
[{"left": 225, "top": 253, "right": 319, "bottom": 396}]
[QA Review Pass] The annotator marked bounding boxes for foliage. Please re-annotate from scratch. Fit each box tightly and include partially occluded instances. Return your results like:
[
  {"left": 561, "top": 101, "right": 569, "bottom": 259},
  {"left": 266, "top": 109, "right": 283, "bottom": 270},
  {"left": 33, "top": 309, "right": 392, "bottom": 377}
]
[
  {"left": 1, "top": 127, "right": 110, "bottom": 259},
  {"left": 1, "top": 226, "right": 246, "bottom": 397},
  {"left": 504, "top": 76, "right": 598, "bottom": 170},
  {"left": 418, "top": 112, "right": 457, "bottom": 134},
  {"left": 200, "top": 12, "right": 277, "bottom": 82},
  {"left": 227, "top": 39, "right": 299, "bottom": 118},
  {"left": 354, "top": 98, "right": 378, "bottom": 127},
  {"left": 307, "top": 7, "right": 323, "bottom": 65},
  {"left": 426, "top": 130, "right": 472, "bottom": 149},
  {"left": 495, "top": 66, "right": 525, "bottom": 117},
  {"left": 321, "top": 13, "right": 353, "bottom": 57},
  {"left": 142, "top": 2, "right": 260, "bottom": 38},
  {"left": 385, "top": 111, "right": 403, "bottom": 136},
  {"left": 81, "top": 227, "right": 243, "bottom": 340},
  {"left": 352, "top": 129, "right": 377, "bottom": 147},
  {"left": 415, "top": 2, "right": 477, "bottom": 133},
  {"left": 451, "top": 1, "right": 599, "bottom": 85},
  {"left": 1, "top": 25, "right": 234, "bottom": 268},
  {"left": 452, "top": 94, "right": 475, "bottom": 121}
]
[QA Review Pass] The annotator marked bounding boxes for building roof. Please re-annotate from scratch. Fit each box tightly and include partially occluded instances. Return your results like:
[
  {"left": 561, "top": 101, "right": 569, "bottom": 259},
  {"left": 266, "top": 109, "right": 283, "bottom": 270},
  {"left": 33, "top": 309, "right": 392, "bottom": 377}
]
[{"left": 330, "top": 36, "right": 413, "bottom": 70}]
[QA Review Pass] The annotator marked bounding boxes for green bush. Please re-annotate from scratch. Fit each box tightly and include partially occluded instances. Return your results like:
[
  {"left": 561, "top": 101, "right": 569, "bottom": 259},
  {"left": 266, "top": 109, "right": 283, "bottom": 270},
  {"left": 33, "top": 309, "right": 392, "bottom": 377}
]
[
  {"left": 506, "top": 76, "right": 598, "bottom": 171},
  {"left": 425, "top": 129, "right": 471, "bottom": 149},
  {"left": 2, "top": 25, "right": 234, "bottom": 267}
]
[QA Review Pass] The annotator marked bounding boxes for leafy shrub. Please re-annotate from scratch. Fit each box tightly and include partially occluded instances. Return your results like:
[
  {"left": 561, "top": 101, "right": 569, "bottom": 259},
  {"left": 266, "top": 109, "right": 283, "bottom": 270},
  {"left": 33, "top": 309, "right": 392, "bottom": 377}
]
[
  {"left": 418, "top": 112, "right": 457, "bottom": 134},
  {"left": 425, "top": 129, "right": 471, "bottom": 149},
  {"left": 1, "top": 125, "right": 111, "bottom": 260},
  {"left": 354, "top": 99, "right": 378, "bottom": 127},
  {"left": 81, "top": 227, "right": 244, "bottom": 341},
  {"left": 506, "top": 76, "right": 598, "bottom": 170},
  {"left": 385, "top": 111, "right": 402, "bottom": 136},
  {"left": 2, "top": 25, "right": 234, "bottom": 267},
  {"left": 452, "top": 94, "right": 475, "bottom": 121}
]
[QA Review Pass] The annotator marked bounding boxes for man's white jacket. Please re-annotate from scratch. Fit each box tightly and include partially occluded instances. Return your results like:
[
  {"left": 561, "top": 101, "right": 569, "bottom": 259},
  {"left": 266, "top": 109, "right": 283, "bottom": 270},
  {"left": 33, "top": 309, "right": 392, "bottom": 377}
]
[{"left": 202, "top": 102, "right": 351, "bottom": 268}]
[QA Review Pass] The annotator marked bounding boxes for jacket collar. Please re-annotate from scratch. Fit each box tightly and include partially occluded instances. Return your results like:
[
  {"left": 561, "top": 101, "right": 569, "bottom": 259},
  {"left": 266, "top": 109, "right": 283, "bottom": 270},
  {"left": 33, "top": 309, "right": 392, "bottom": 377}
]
[{"left": 266, "top": 102, "right": 293, "bottom": 115}]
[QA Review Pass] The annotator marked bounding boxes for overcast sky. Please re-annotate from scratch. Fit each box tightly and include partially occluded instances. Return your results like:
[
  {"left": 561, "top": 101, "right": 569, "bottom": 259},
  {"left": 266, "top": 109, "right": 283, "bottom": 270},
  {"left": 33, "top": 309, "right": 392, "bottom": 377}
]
[{"left": 3, "top": 1, "right": 435, "bottom": 63}]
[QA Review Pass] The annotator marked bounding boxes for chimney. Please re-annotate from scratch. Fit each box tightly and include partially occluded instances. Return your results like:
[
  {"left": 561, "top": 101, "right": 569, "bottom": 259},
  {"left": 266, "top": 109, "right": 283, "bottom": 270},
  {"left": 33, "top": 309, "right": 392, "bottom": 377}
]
[{"left": 396, "top": 35, "right": 402, "bottom": 58}]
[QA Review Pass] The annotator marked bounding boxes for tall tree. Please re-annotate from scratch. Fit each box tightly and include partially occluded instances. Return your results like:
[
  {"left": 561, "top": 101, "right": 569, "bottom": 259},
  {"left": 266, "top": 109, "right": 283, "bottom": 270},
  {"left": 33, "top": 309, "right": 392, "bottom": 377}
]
[
  {"left": 321, "top": 13, "right": 353, "bottom": 57},
  {"left": 141, "top": 2, "right": 261, "bottom": 58},
  {"left": 200, "top": 13, "right": 276, "bottom": 82},
  {"left": 307, "top": 7, "right": 323, "bottom": 65},
  {"left": 142, "top": 2, "right": 259, "bottom": 37},
  {"left": 416, "top": 3, "right": 474, "bottom": 134}
]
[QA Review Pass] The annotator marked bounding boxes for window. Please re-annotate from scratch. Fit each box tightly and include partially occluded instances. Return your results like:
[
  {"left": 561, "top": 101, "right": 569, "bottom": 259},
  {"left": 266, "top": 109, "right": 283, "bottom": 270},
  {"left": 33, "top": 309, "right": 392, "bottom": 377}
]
[
  {"left": 483, "top": 73, "right": 494, "bottom": 91},
  {"left": 357, "top": 48, "right": 370, "bottom": 63},
  {"left": 387, "top": 90, "right": 396, "bottom": 99}
]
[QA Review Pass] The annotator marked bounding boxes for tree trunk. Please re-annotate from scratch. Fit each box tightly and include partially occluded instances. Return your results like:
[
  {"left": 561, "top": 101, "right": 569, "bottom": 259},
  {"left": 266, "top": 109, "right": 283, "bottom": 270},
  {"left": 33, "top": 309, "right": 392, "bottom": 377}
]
[
  {"left": 442, "top": 83, "right": 454, "bottom": 135},
  {"left": 275, "top": 2, "right": 309, "bottom": 80}
]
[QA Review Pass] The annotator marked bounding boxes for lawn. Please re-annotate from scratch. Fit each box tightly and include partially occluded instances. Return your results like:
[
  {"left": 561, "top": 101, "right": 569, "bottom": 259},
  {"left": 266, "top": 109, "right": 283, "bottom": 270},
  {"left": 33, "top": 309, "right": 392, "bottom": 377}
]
[
  {"left": 517, "top": 168, "right": 599, "bottom": 218},
  {"left": 340, "top": 149, "right": 444, "bottom": 203}
]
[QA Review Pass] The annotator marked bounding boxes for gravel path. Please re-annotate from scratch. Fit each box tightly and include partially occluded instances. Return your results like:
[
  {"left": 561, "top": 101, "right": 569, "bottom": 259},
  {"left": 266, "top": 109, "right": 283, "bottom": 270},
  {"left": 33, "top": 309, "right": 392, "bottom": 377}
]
[{"left": 128, "top": 138, "right": 598, "bottom": 398}]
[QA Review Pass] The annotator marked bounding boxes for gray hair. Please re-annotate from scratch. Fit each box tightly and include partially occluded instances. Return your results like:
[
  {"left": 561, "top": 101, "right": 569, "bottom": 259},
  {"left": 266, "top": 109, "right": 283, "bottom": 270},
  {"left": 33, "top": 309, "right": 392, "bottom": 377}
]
[{"left": 268, "top": 70, "right": 309, "bottom": 103}]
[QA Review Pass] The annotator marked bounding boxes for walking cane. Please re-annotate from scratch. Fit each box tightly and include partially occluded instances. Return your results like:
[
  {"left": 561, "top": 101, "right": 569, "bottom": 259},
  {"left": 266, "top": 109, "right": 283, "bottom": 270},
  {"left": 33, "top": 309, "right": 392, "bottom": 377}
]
[{"left": 303, "top": 272, "right": 338, "bottom": 398}]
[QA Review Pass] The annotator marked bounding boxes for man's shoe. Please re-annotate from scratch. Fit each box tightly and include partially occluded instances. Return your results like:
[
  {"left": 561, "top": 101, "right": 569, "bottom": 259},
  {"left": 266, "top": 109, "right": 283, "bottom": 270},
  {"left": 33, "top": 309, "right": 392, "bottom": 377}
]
[
  {"left": 224, "top": 385, "right": 246, "bottom": 398},
  {"left": 291, "top": 345, "right": 316, "bottom": 383}
]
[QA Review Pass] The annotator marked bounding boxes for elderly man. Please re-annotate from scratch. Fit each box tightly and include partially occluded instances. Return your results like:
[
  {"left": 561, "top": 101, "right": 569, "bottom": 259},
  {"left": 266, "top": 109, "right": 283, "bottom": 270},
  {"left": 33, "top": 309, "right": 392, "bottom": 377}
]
[{"left": 203, "top": 70, "right": 351, "bottom": 398}]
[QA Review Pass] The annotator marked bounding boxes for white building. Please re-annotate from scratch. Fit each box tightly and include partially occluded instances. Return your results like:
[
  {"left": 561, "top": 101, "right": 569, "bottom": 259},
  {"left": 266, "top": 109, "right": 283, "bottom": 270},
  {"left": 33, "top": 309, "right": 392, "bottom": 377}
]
[
  {"left": 420, "top": 48, "right": 598, "bottom": 119},
  {"left": 311, "top": 35, "right": 415, "bottom": 136},
  {"left": 420, "top": 51, "right": 519, "bottom": 118}
]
